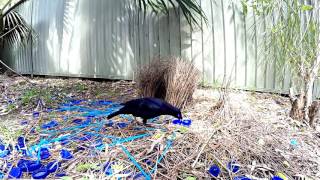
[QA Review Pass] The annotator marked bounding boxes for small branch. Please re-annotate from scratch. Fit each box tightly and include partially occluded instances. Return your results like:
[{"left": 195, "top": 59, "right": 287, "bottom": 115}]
[{"left": 0, "top": 59, "right": 35, "bottom": 85}]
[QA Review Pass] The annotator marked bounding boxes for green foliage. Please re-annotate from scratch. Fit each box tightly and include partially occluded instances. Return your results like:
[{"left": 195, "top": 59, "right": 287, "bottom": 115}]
[
  {"left": 242, "top": 0, "right": 319, "bottom": 87},
  {"left": 21, "top": 87, "right": 53, "bottom": 106},
  {"left": 136, "top": 0, "right": 207, "bottom": 28}
]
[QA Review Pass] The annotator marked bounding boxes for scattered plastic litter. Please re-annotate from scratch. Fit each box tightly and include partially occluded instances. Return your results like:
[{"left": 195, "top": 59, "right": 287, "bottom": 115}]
[
  {"left": 0, "top": 99, "right": 188, "bottom": 179},
  {"left": 172, "top": 118, "right": 192, "bottom": 127}
]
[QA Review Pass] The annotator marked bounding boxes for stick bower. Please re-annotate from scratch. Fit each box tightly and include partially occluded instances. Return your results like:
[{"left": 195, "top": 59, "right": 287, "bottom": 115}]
[{"left": 136, "top": 56, "right": 200, "bottom": 109}]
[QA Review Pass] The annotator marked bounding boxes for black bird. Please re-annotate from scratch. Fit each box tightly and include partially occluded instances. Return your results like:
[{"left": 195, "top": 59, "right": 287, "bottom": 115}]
[{"left": 107, "top": 97, "right": 182, "bottom": 125}]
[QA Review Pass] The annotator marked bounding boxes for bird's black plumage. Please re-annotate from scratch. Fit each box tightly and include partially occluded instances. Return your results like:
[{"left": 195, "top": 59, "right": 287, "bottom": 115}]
[{"left": 107, "top": 97, "right": 182, "bottom": 124}]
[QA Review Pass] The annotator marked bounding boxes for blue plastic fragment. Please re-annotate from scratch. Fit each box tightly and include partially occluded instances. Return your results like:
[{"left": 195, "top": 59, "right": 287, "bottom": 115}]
[
  {"left": 234, "top": 176, "right": 251, "bottom": 180},
  {"left": 181, "top": 119, "right": 192, "bottom": 126},
  {"left": 172, "top": 119, "right": 181, "bottom": 125},
  {"left": 46, "top": 108, "right": 53, "bottom": 112},
  {"left": 70, "top": 99, "right": 82, "bottom": 105},
  {"left": 0, "top": 150, "right": 9, "bottom": 158},
  {"left": 227, "top": 161, "right": 240, "bottom": 173},
  {"left": 46, "top": 161, "right": 61, "bottom": 173},
  {"left": 18, "top": 159, "right": 41, "bottom": 172},
  {"left": 272, "top": 176, "right": 284, "bottom": 180},
  {"left": 39, "top": 148, "right": 51, "bottom": 160},
  {"left": 105, "top": 121, "right": 113, "bottom": 127},
  {"left": 33, "top": 111, "right": 40, "bottom": 118},
  {"left": 72, "top": 119, "right": 82, "bottom": 124},
  {"left": 55, "top": 173, "right": 67, "bottom": 177},
  {"left": 133, "top": 173, "right": 144, "bottom": 180},
  {"left": 17, "top": 136, "right": 26, "bottom": 149},
  {"left": 143, "top": 159, "right": 152, "bottom": 166},
  {"left": 290, "top": 139, "right": 298, "bottom": 147},
  {"left": 20, "top": 120, "right": 28, "bottom": 125},
  {"left": 0, "top": 172, "right": 3, "bottom": 179},
  {"left": 41, "top": 120, "right": 58, "bottom": 129},
  {"left": 8, "top": 167, "right": 22, "bottom": 179},
  {"left": 32, "top": 168, "right": 49, "bottom": 179},
  {"left": 208, "top": 164, "right": 220, "bottom": 177},
  {"left": 60, "top": 149, "right": 73, "bottom": 160},
  {"left": 117, "top": 122, "right": 128, "bottom": 129},
  {"left": 103, "top": 162, "right": 113, "bottom": 176}
]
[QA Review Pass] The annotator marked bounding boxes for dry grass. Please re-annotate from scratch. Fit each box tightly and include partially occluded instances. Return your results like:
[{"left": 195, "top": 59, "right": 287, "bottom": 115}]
[{"left": 136, "top": 56, "right": 200, "bottom": 109}]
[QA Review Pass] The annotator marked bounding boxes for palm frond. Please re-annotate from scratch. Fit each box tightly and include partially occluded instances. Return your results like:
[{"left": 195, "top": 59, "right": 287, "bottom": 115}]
[
  {"left": 0, "top": 10, "right": 36, "bottom": 48},
  {"left": 136, "top": 0, "right": 207, "bottom": 28}
]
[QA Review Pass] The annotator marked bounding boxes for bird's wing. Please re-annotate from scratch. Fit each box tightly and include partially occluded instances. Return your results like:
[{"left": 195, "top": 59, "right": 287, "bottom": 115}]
[{"left": 139, "top": 99, "right": 162, "bottom": 112}]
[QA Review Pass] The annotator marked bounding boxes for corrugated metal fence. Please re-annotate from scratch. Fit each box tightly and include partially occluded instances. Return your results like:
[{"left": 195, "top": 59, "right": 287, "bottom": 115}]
[{"left": 6, "top": 0, "right": 320, "bottom": 97}]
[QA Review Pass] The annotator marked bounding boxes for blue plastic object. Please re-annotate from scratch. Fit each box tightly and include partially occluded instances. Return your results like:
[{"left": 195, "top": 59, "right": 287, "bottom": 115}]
[
  {"left": 32, "top": 169, "right": 49, "bottom": 179},
  {"left": 18, "top": 159, "right": 42, "bottom": 172},
  {"left": 234, "top": 176, "right": 251, "bottom": 180},
  {"left": 227, "top": 161, "right": 240, "bottom": 173},
  {"left": 17, "top": 136, "right": 26, "bottom": 149},
  {"left": 103, "top": 162, "right": 113, "bottom": 176},
  {"left": 8, "top": 167, "right": 22, "bottom": 179},
  {"left": 60, "top": 149, "right": 73, "bottom": 160},
  {"left": 172, "top": 119, "right": 181, "bottom": 125},
  {"left": 72, "top": 119, "right": 82, "bottom": 124},
  {"left": 41, "top": 120, "right": 58, "bottom": 129},
  {"left": 208, "top": 164, "right": 220, "bottom": 177},
  {"left": 272, "top": 176, "right": 284, "bottom": 180},
  {"left": 33, "top": 112, "right": 40, "bottom": 118},
  {"left": 117, "top": 122, "right": 128, "bottom": 129},
  {"left": 40, "top": 148, "right": 51, "bottom": 160},
  {"left": 46, "top": 161, "right": 61, "bottom": 173},
  {"left": 20, "top": 120, "right": 28, "bottom": 125},
  {"left": 55, "top": 173, "right": 67, "bottom": 177},
  {"left": 0, "top": 144, "right": 5, "bottom": 151},
  {"left": 105, "top": 121, "right": 113, "bottom": 127},
  {"left": 181, "top": 119, "right": 192, "bottom": 126}
]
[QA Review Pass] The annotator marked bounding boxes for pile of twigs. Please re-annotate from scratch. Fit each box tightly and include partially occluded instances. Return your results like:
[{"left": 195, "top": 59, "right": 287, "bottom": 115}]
[{"left": 136, "top": 56, "right": 200, "bottom": 109}]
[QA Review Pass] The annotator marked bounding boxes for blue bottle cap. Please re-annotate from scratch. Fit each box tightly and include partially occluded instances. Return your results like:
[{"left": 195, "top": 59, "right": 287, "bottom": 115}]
[
  {"left": 234, "top": 176, "right": 251, "bottom": 180},
  {"left": 227, "top": 161, "right": 240, "bottom": 173},
  {"left": 46, "top": 161, "right": 61, "bottom": 173},
  {"left": 8, "top": 167, "right": 22, "bottom": 179},
  {"left": 181, "top": 119, "right": 192, "bottom": 126},
  {"left": 40, "top": 148, "right": 51, "bottom": 160},
  {"left": 60, "top": 149, "right": 73, "bottom": 160},
  {"left": 32, "top": 168, "right": 49, "bottom": 179},
  {"left": 172, "top": 119, "right": 181, "bottom": 125},
  {"left": 208, "top": 164, "right": 220, "bottom": 177}
]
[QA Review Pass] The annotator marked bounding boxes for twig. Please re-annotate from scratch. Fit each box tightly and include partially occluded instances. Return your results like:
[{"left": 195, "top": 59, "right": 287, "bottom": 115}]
[{"left": 0, "top": 59, "right": 35, "bottom": 85}]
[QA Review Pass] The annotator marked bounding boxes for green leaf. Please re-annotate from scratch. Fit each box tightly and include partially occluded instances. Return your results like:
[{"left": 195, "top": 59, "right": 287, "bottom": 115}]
[
  {"left": 241, "top": 0, "right": 248, "bottom": 16},
  {"left": 301, "top": 5, "right": 313, "bottom": 11}
]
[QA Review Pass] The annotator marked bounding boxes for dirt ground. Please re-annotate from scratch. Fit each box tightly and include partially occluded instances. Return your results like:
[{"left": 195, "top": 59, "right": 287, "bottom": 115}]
[{"left": 0, "top": 75, "right": 319, "bottom": 179}]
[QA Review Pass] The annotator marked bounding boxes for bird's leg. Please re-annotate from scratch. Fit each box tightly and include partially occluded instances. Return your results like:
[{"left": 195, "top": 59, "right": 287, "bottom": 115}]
[{"left": 143, "top": 119, "right": 147, "bottom": 125}]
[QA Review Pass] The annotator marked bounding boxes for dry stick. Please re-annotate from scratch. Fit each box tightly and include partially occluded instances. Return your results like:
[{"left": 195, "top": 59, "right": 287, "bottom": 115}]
[
  {"left": 0, "top": 59, "right": 35, "bottom": 85},
  {"left": 192, "top": 118, "right": 234, "bottom": 168}
]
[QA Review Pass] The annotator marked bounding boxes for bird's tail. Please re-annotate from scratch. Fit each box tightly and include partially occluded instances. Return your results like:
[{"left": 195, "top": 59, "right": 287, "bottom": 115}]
[{"left": 107, "top": 110, "right": 121, "bottom": 119}]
